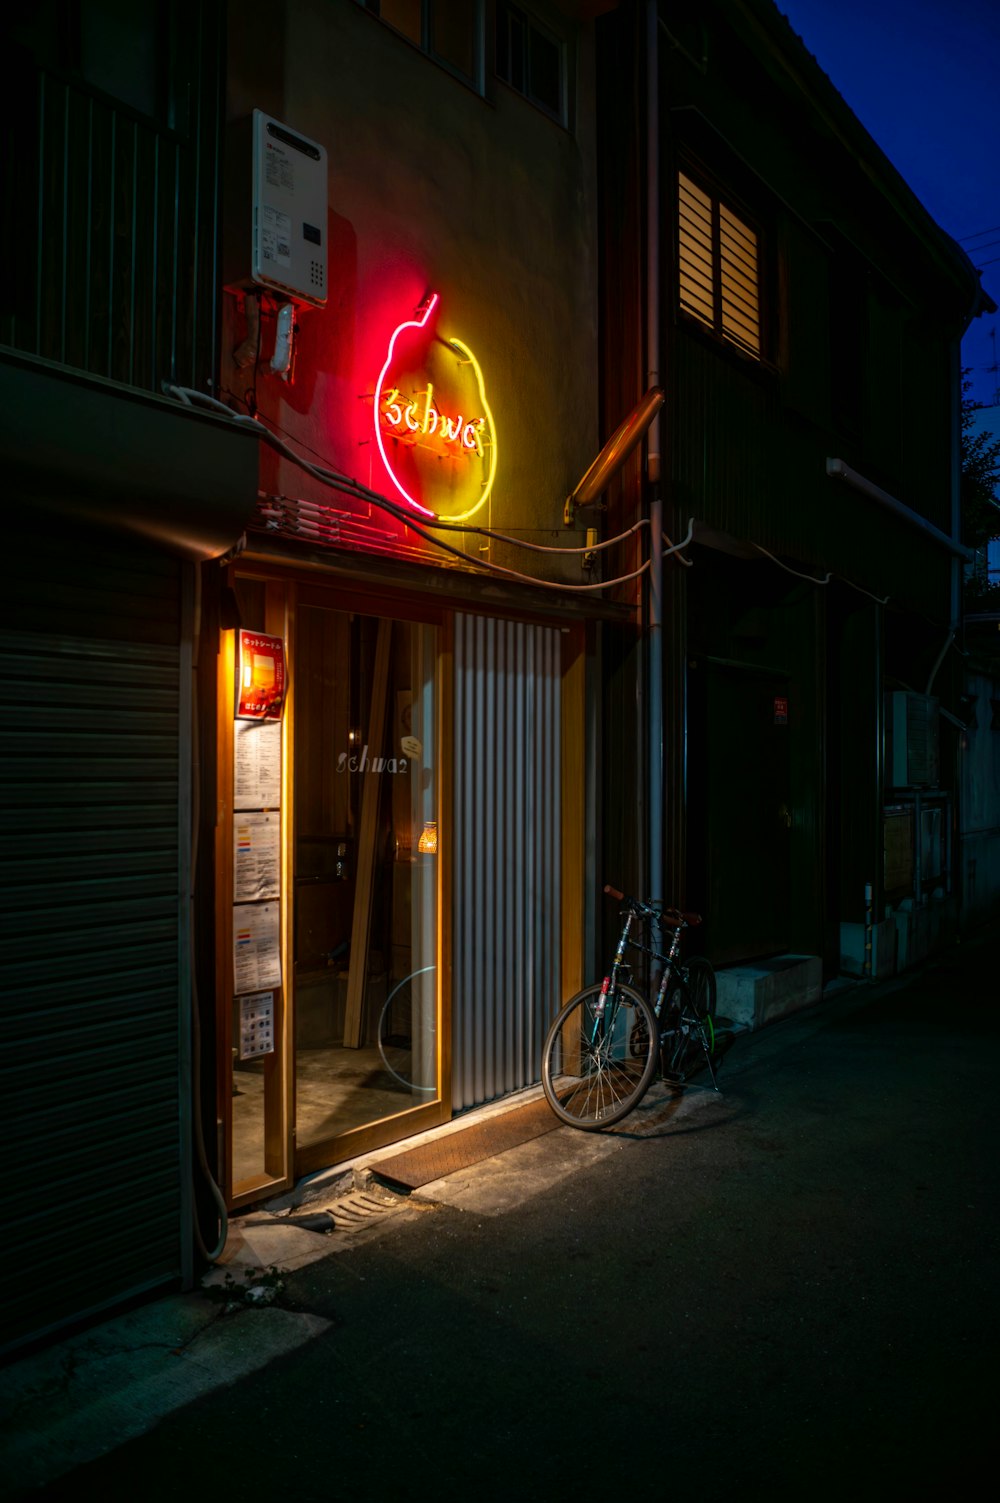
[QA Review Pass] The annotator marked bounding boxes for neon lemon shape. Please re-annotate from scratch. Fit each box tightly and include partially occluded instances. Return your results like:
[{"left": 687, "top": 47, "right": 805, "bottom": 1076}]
[{"left": 374, "top": 292, "right": 497, "bottom": 523}]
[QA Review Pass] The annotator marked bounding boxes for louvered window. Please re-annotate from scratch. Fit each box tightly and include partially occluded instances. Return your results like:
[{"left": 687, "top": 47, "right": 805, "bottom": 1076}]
[{"left": 678, "top": 171, "right": 761, "bottom": 358}]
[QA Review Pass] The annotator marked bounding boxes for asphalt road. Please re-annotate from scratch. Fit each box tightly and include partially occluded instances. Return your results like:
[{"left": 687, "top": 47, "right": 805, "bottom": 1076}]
[{"left": 24, "top": 930, "right": 999, "bottom": 1501}]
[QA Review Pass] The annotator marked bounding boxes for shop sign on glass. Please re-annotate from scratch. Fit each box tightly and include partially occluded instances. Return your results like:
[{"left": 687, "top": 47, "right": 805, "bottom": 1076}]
[{"left": 237, "top": 630, "right": 286, "bottom": 720}]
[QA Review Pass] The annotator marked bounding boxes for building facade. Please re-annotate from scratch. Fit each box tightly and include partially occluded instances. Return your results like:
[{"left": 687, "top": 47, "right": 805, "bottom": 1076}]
[
  {"left": 595, "top": 0, "right": 991, "bottom": 1022},
  {"left": 3, "top": 0, "right": 618, "bottom": 1351},
  {"left": 3, "top": 0, "right": 992, "bottom": 1355}
]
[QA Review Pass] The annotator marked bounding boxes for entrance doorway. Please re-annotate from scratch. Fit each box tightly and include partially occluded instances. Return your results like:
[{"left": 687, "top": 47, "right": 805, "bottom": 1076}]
[
  {"left": 223, "top": 574, "right": 446, "bottom": 1202},
  {"left": 291, "top": 605, "right": 440, "bottom": 1160}
]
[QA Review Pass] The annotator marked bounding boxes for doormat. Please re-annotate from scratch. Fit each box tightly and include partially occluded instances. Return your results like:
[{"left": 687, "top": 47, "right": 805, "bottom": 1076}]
[{"left": 371, "top": 1097, "right": 560, "bottom": 1191}]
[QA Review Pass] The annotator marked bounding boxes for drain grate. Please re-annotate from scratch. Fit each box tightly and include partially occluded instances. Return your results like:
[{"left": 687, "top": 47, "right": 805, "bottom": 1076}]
[{"left": 322, "top": 1188, "right": 407, "bottom": 1231}]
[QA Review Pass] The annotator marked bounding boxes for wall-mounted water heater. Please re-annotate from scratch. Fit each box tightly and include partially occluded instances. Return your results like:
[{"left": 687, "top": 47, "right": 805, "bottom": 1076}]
[{"left": 247, "top": 109, "right": 327, "bottom": 308}]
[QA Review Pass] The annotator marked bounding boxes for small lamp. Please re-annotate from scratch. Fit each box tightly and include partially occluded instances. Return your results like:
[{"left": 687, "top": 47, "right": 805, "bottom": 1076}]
[{"left": 417, "top": 821, "right": 438, "bottom": 854}]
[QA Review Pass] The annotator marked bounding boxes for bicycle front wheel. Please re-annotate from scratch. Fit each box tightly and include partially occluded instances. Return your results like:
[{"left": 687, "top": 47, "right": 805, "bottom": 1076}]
[{"left": 541, "top": 982, "right": 659, "bottom": 1129}]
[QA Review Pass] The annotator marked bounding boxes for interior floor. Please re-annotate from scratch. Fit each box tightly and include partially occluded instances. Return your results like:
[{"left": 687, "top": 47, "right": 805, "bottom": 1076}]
[{"left": 232, "top": 1043, "right": 430, "bottom": 1187}]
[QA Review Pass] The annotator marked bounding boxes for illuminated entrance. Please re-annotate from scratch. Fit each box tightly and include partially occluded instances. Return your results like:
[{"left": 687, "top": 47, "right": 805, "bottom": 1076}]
[{"left": 220, "top": 573, "right": 447, "bottom": 1205}]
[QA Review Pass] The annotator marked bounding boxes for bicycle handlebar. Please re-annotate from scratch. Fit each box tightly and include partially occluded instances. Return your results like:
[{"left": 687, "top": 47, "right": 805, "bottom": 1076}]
[{"left": 603, "top": 884, "right": 702, "bottom": 928}]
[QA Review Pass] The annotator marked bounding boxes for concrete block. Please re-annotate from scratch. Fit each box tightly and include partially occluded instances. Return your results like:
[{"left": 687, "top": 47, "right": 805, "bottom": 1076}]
[{"left": 715, "top": 954, "right": 823, "bottom": 1031}]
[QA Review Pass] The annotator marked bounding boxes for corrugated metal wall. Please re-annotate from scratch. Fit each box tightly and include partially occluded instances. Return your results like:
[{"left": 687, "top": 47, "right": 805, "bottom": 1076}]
[
  {"left": 1, "top": 525, "right": 190, "bottom": 1356},
  {"left": 452, "top": 615, "right": 562, "bottom": 1111}
]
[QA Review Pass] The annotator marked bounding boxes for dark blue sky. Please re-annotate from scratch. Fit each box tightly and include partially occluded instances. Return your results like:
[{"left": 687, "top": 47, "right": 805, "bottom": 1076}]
[{"left": 776, "top": 0, "right": 1000, "bottom": 407}]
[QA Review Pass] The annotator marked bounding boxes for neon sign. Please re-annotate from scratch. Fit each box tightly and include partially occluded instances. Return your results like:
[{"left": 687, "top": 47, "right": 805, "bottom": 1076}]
[{"left": 374, "top": 292, "right": 497, "bottom": 522}]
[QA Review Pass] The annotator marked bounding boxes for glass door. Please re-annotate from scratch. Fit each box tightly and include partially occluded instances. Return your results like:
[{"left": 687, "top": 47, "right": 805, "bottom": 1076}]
[{"left": 292, "top": 603, "right": 443, "bottom": 1170}]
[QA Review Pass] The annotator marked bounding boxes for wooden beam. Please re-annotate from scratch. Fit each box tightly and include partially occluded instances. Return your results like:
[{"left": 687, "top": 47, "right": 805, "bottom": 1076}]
[{"left": 343, "top": 617, "right": 393, "bottom": 1047}]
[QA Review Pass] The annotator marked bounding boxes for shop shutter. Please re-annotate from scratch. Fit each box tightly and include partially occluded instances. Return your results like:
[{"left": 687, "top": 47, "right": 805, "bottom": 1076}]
[
  {"left": 0, "top": 525, "right": 191, "bottom": 1355},
  {"left": 452, "top": 614, "right": 562, "bottom": 1109}
]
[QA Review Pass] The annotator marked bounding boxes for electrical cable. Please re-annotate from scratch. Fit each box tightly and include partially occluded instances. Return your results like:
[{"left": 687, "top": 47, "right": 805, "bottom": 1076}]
[
  {"left": 247, "top": 401, "right": 655, "bottom": 555},
  {"left": 751, "top": 541, "right": 832, "bottom": 584},
  {"left": 165, "top": 385, "right": 682, "bottom": 589},
  {"left": 662, "top": 531, "right": 694, "bottom": 566},
  {"left": 187, "top": 568, "right": 228, "bottom": 1265}
]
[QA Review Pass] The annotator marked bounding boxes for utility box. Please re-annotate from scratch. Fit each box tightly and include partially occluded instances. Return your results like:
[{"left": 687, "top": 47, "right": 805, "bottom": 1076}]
[{"left": 226, "top": 110, "right": 328, "bottom": 307}]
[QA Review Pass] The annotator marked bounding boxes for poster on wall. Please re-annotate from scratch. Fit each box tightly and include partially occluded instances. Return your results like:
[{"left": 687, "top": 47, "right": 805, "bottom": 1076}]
[
  {"left": 237, "top": 630, "right": 286, "bottom": 720},
  {"left": 233, "top": 901, "right": 281, "bottom": 992},
  {"left": 234, "top": 718, "right": 281, "bottom": 809},
  {"left": 234, "top": 812, "right": 281, "bottom": 902}
]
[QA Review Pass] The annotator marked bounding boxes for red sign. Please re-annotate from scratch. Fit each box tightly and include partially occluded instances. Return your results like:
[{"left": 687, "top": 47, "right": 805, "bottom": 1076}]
[
  {"left": 774, "top": 696, "right": 789, "bottom": 725},
  {"left": 237, "top": 631, "right": 286, "bottom": 720}
]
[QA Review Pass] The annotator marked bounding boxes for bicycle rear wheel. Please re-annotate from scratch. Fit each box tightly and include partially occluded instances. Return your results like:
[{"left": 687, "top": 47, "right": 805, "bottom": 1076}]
[
  {"left": 542, "top": 982, "right": 659, "bottom": 1129},
  {"left": 661, "top": 957, "right": 717, "bottom": 1082}
]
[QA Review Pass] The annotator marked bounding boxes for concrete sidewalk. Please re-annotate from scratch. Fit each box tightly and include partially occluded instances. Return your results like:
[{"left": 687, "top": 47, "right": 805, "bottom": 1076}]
[
  {"left": 3, "top": 927, "right": 993, "bottom": 1497},
  {"left": 1, "top": 1068, "right": 727, "bottom": 1495}
]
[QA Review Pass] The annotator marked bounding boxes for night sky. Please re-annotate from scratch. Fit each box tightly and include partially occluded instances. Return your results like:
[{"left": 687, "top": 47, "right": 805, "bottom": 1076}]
[{"left": 776, "top": 0, "right": 1000, "bottom": 408}]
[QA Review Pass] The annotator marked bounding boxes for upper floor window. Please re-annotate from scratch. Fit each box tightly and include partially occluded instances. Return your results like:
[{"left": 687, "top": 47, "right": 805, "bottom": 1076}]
[
  {"left": 495, "top": 2, "right": 566, "bottom": 125},
  {"left": 678, "top": 171, "right": 761, "bottom": 359},
  {"left": 359, "top": 0, "right": 484, "bottom": 90}
]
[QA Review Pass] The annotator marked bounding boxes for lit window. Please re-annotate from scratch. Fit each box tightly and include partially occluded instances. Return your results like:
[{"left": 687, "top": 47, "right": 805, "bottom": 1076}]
[
  {"left": 678, "top": 171, "right": 761, "bottom": 358},
  {"left": 359, "top": 0, "right": 484, "bottom": 89},
  {"left": 495, "top": 2, "right": 565, "bottom": 124}
]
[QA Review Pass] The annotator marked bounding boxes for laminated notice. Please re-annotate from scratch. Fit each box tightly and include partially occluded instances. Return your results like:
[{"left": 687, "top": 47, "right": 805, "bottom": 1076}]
[
  {"left": 234, "top": 811, "right": 280, "bottom": 902},
  {"left": 234, "top": 718, "right": 281, "bottom": 810},
  {"left": 233, "top": 902, "right": 281, "bottom": 992}
]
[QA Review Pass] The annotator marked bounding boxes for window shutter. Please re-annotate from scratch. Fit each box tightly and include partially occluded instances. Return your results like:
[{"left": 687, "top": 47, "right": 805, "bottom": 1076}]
[{"left": 678, "top": 171, "right": 761, "bottom": 358}]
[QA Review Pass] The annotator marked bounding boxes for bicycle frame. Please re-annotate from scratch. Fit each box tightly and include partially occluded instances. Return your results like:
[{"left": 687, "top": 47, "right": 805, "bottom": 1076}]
[
  {"left": 598, "top": 905, "right": 686, "bottom": 1025},
  {"left": 598, "top": 897, "right": 719, "bottom": 1090}
]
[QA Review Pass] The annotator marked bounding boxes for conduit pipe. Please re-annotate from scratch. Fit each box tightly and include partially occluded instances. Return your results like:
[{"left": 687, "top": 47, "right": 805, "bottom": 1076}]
[
  {"left": 646, "top": 0, "right": 664, "bottom": 913},
  {"left": 826, "top": 457, "right": 973, "bottom": 562}
]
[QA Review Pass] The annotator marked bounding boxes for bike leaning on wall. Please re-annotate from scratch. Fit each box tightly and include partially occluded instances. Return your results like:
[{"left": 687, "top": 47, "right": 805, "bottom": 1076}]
[{"left": 541, "top": 886, "right": 719, "bottom": 1130}]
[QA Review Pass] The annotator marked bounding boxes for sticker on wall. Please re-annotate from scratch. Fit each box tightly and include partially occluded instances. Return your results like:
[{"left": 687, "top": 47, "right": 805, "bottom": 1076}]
[
  {"left": 374, "top": 291, "right": 497, "bottom": 522},
  {"left": 237, "top": 630, "right": 286, "bottom": 721}
]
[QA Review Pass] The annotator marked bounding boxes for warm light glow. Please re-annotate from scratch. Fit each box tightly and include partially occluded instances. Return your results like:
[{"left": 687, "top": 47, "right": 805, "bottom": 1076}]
[
  {"left": 374, "top": 293, "right": 439, "bottom": 518},
  {"left": 373, "top": 292, "right": 497, "bottom": 522},
  {"left": 441, "top": 334, "right": 497, "bottom": 522},
  {"left": 417, "top": 820, "right": 438, "bottom": 854}
]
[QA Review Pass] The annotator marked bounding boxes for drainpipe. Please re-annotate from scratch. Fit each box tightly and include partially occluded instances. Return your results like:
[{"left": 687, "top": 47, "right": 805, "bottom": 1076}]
[{"left": 646, "top": 0, "right": 663, "bottom": 912}]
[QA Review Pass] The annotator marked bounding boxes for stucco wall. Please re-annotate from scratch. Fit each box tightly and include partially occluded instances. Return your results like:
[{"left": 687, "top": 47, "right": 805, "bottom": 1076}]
[{"left": 223, "top": 0, "right": 600, "bottom": 575}]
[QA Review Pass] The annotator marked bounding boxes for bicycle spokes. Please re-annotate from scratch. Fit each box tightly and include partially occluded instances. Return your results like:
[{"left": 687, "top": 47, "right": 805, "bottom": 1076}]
[{"left": 541, "top": 984, "right": 659, "bottom": 1128}]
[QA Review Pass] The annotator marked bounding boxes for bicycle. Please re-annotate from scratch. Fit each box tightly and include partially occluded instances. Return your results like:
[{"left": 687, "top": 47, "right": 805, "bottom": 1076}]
[
  {"left": 541, "top": 885, "right": 719, "bottom": 1129},
  {"left": 377, "top": 965, "right": 437, "bottom": 1094}
]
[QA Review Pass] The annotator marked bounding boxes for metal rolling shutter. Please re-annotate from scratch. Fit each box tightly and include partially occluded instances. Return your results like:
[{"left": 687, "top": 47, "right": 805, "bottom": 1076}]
[
  {"left": 1, "top": 527, "right": 191, "bottom": 1355},
  {"left": 452, "top": 614, "right": 562, "bottom": 1110}
]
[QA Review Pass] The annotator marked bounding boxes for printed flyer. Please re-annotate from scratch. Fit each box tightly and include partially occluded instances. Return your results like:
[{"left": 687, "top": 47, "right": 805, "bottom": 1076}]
[
  {"left": 234, "top": 812, "right": 281, "bottom": 902},
  {"left": 233, "top": 902, "right": 281, "bottom": 992},
  {"left": 234, "top": 718, "right": 281, "bottom": 809},
  {"left": 237, "top": 630, "right": 286, "bottom": 720}
]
